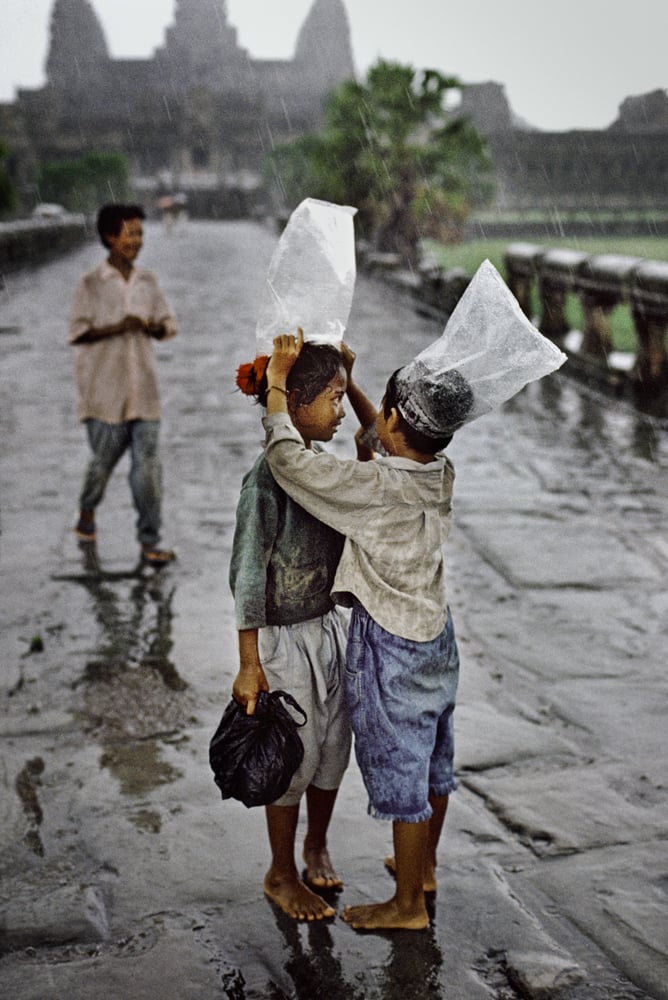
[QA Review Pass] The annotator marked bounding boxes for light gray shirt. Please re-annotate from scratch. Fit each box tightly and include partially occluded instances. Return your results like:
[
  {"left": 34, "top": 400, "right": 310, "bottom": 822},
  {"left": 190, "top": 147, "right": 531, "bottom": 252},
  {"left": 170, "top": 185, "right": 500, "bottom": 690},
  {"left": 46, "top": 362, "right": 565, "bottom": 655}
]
[
  {"left": 263, "top": 413, "right": 456, "bottom": 642},
  {"left": 69, "top": 260, "right": 177, "bottom": 423}
]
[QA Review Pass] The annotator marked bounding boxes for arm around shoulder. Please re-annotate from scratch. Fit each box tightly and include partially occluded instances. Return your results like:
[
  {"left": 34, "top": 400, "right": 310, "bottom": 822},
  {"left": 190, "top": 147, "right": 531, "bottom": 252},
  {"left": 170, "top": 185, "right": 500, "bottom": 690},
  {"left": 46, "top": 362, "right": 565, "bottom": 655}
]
[{"left": 263, "top": 413, "right": 385, "bottom": 536}]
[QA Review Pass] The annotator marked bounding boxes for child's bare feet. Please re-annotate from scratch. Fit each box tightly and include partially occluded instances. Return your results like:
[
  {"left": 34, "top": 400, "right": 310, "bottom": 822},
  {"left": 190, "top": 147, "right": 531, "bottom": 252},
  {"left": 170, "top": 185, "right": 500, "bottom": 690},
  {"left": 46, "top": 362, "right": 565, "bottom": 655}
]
[
  {"left": 384, "top": 854, "right": 437, "bottom": 893},
  {"left": 263, "top": 871, "right": 335, "bottom": 921},
  {"left": 303, "top": 845, "right": 343, "bottom": 890},
  {"left": 342, "top": 897, "right": 429, "bottom": 931}
]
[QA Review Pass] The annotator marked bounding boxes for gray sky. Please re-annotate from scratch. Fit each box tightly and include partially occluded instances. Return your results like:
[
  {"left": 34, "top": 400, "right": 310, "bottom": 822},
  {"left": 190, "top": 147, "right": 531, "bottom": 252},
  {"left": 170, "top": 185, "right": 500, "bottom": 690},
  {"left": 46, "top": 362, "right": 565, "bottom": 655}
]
[{"left": 1, "top": 0, "right": 667, "bottom": 130}]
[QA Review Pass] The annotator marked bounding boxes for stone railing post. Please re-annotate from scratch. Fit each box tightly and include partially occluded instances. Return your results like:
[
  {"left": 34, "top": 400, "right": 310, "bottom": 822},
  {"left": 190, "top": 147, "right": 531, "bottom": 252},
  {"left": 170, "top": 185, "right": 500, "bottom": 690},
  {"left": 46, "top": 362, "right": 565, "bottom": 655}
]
[
  {"left": 416, "top": 260, "right": 471, "bottom": 318},
  {"left": 575, "top": 255, "right": 641, "bottom": 362},
  {"left": 536, "top": 249, "right": 589, "bottom": 340},
  {"left": 630, "top": 260, "right": 668, "bottom": 401},
  {"left": 503, "top": 243, "right": 544, "bottom": 319}
]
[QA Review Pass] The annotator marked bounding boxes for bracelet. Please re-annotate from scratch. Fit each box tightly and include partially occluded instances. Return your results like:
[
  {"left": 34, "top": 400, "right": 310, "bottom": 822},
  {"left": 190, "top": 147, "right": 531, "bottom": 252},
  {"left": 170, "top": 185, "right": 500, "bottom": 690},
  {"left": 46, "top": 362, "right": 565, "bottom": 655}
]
[{"left": 267, "top": 385, "right": 289, "bottom": 396}]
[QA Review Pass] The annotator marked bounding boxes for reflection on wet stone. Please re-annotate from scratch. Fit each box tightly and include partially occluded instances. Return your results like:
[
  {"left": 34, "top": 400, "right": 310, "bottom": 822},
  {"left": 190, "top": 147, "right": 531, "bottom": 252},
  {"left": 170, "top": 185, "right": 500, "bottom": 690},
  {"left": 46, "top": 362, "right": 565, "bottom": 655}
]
[
  {"left": 58, "top": 545, "right": 193, "bottom": 806},
  {"left": 379, "top": 928, "right": 444, "bottom": 1000},
  {"left": 267, "top": 901, "right": 357, "bottom": 1000},
  {"left": 15, "top": 757, "right": 45, "bottom": 857},
  {"left": 66, "top": 547, "right": 189, "bottom": 742},
  {"left": 255, "top": 899, "right": 446, "bottom": 1000}
]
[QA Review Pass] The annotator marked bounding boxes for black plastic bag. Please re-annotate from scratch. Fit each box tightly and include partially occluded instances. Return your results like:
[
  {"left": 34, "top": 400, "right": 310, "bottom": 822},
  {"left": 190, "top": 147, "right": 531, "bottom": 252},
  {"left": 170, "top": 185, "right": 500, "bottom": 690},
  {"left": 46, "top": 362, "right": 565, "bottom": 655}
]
[{"left": 209, "top": 689, "right": 307, "bottom": 808}]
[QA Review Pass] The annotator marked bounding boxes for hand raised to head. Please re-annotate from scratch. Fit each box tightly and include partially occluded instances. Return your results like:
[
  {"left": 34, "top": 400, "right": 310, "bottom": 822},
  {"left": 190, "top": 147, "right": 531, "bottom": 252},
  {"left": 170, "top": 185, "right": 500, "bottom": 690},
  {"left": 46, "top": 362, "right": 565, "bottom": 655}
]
[
  {"left": 266, "top": 327, "right": 304, "bottom": 383},
  {"left": 340, "top": 340, "right": 356, "bottom": 377}
]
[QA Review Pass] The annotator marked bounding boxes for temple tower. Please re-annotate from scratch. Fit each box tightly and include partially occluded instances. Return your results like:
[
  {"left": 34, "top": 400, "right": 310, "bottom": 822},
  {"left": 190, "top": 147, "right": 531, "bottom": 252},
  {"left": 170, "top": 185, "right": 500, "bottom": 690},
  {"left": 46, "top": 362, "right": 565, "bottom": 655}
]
[
  {"left": 45, "top": 0, "right": 109, "bottom": 93},
  {"left": 294, "top": 0, "right": 355, "bottom": 91},
  {"left": 13, "top": 0, "right": 358, "bottom": 213},
  {"left": 156, "top": 0, "right": 250, "bottom": 92}
]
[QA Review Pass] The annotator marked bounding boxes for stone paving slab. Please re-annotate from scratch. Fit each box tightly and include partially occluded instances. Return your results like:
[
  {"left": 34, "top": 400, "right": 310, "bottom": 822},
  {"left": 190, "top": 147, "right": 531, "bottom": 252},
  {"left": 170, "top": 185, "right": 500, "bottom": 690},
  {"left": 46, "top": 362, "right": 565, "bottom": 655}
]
[
  {"left": 518, "top": 842, "right": 668, "bottom": 999},
  {"left": 459, "top": 514, "right": 662, "bottom": 588},
  {"left": 0, "top": 912, "right": 225, "bottom": 1000},
  {"left": 455, "top": 700, "right": 577, "bottom": 771},
  {"left": 463, "top": 763, "right": 665, "bottom": 855}
]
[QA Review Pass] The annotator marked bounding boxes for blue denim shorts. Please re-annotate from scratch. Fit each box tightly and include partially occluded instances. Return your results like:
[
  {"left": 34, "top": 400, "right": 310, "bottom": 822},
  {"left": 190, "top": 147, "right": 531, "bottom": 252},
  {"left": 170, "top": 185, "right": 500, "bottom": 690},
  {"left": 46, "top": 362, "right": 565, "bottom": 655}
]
[{"left": 345, "top": 603, "right": 460, "bottom": 823}]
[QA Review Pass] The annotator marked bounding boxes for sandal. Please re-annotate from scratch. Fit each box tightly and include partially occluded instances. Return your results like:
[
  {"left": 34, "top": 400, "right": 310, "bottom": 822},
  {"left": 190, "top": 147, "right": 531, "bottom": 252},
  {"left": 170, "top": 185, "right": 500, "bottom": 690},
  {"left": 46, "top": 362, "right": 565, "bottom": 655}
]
[
  {"left": 141, "top": 545, "right": 176, "bottom": 565},
  {"left": 74, "top": 511, "right": 96, "bottom": 542}
]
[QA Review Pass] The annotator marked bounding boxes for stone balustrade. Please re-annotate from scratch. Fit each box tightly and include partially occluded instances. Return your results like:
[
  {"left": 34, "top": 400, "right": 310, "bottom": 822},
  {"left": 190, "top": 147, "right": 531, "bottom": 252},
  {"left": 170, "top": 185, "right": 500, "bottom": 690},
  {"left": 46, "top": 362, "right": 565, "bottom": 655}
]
[
  {"left": 536, "top": 248, "right": 589, "bottom": 341},
  {"left": 576, "top": 254, "right": 641, "bottom": 361},
  {"left": 359, "top": 241, "right": 473, "bottom": 321},
  {"left": 504, "top": 242, "right": 668, "bottom": 412},
  {"left": 357, "top": 238, "right": 668, "bottom": 414},
  {"left": 0, "top": 215, "right": 89, "bottom": 277},
  {"left": 4, "top": 216, "right": 666, "bottom": 415},
  {"left": 503, "top": 241, "right": 540, "bottom": 319},
  {"left": 631, "top": 260, "right": 668, "bottom": 391}
]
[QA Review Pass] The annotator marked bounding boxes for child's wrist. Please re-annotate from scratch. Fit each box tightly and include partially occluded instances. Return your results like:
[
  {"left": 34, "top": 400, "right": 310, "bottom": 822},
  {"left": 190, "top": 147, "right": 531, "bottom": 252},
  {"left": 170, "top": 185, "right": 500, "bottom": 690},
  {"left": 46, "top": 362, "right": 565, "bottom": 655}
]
[{"left": 265, "top": 363, "right": 287, "bottom": 384}]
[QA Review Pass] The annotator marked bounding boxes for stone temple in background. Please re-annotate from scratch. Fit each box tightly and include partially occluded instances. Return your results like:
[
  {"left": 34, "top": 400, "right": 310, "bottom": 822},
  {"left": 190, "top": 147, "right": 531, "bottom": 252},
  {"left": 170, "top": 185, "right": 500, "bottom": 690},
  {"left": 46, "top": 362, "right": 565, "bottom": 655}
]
[
  {"left": 461, "top": 82, "right": 668, "bottom": 224},
  {"left": 1, "top": 0, "right": 668, "bottom": 223},
  {"left": 2, "top": 0, "right": 355, "bottom": 214}
]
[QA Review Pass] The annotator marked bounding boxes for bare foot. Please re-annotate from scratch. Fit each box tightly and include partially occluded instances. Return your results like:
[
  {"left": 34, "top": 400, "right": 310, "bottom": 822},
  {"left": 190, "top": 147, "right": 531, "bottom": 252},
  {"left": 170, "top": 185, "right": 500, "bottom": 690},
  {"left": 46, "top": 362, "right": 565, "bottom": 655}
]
[
  {"left": 384, "top": 854, "right": 437, "bottom": 893},
  {"left": 342, "top": 898, "right": 429, "bottom": 931},
  {"left": 303, "top": 845, "right": 343, "bottom": 890},
  {"left": 263, "top": 872, "right": 335, "bottom": 921}
]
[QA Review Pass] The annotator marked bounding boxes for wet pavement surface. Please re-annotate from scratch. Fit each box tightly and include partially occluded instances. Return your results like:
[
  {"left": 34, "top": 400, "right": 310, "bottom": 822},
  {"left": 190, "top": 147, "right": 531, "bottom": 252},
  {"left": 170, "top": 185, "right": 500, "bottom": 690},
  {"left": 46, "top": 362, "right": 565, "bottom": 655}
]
[{"left": 1, "top": 220, "right": 667, "bottom": 999}]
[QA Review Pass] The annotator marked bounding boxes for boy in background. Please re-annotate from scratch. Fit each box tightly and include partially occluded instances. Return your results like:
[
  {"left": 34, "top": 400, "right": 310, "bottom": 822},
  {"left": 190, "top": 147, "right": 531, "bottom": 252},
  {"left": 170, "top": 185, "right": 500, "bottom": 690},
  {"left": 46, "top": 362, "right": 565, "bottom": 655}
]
[{"left": 69, "top": 203, "right": 177, "bottom": 564}]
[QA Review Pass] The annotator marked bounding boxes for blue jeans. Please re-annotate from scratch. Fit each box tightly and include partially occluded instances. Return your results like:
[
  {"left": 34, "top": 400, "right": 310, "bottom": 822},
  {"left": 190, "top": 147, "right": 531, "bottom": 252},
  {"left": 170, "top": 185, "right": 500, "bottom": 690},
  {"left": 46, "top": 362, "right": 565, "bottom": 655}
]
[
  {"left": 80, "top": 419, "right": 162, "bottom": 546},
  {"left": 345, "top": 603, "right": 460, "bottom": 823}
]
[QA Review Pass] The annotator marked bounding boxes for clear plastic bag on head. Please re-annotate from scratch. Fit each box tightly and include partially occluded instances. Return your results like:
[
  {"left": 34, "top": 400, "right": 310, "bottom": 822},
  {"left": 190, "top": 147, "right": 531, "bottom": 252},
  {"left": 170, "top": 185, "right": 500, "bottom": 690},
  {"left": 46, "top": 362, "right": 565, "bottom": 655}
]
[
  {"left": 255, "top": 198, "right": 357, "bottom": 355},
  {"left": 399, "top": 259, "right": 567, "bottom": 431}
]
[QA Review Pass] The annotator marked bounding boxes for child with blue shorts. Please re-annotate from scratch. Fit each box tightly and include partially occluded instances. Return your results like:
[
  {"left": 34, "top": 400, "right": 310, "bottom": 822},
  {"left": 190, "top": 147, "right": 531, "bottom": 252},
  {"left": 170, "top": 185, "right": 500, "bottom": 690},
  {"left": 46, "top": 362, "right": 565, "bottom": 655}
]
[{"left": 262, "top": 331, "right": 470, "bottom": 931}]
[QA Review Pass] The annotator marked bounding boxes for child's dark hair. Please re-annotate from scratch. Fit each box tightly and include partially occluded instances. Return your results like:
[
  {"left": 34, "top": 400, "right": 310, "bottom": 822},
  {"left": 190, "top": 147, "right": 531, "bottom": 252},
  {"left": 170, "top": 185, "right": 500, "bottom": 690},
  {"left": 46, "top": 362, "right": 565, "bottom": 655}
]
[
  {"left": 258, "top": 343, "right": 344, "bottom": 407},
  {"left": 97, "top": 203, "right": 146, "bottom": 248},
  {"left": 383, "top": 369, "right": 455, "bottom": 453}
]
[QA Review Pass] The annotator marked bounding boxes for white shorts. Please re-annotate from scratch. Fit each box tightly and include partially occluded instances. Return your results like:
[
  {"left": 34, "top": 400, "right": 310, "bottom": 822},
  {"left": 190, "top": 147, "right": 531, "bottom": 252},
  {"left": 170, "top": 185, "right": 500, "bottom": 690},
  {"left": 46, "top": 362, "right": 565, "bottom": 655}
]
[{"left": 258, "top": 607, "right": 351, "bottom": 806}]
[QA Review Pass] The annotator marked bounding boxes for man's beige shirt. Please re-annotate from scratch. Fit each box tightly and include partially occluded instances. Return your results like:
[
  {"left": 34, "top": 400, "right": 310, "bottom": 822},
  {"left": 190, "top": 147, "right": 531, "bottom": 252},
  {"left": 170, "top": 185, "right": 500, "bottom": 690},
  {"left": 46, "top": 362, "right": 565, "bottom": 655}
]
[{"left": 69, "top": 261, "right": 177, "bottom": 423}]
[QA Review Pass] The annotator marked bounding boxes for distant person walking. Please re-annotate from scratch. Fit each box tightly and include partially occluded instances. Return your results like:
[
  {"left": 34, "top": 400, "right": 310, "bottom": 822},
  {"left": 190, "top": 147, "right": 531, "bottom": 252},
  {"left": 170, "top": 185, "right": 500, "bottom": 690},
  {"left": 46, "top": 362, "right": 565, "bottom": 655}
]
[{"left": 68, "top": 203, "right": 177, "bottom": 564}]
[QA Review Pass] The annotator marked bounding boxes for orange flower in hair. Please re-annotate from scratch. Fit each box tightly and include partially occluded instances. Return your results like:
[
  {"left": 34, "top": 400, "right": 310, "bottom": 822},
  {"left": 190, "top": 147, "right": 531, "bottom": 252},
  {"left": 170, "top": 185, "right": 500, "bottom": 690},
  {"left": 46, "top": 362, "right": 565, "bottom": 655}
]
[{"left": 235, "top": 355, "right": 269, "bottom": 396}]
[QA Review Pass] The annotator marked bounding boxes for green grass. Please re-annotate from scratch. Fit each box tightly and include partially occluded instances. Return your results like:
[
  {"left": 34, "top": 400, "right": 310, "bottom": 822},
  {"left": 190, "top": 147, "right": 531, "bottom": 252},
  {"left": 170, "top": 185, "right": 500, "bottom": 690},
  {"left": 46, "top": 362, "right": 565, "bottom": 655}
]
[
  {"left": 469, "top": 211, "right": 668, "bottom": 227},
  {"left": 423, "top": 236, "right": 668, "bottom": 353}
]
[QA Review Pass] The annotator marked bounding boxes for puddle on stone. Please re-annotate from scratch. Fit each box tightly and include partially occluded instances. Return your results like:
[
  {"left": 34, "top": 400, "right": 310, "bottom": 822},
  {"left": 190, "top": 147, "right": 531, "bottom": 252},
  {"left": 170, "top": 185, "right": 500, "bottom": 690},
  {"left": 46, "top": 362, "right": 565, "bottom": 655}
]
[
  {"left": 80, "top": 660, "right": 191, "bottom": 742},
  {"left": 66, "top": 544, "right": 191, "bottom": 742},
  {"left": 128, "top": 808, "right": 162, "bottom": 834},
  {"left": 15, "top": 756, "right": 46, "bottom": 856},
  {"left": 99, "top": 740, "right": 183, "bottom": 798}
]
